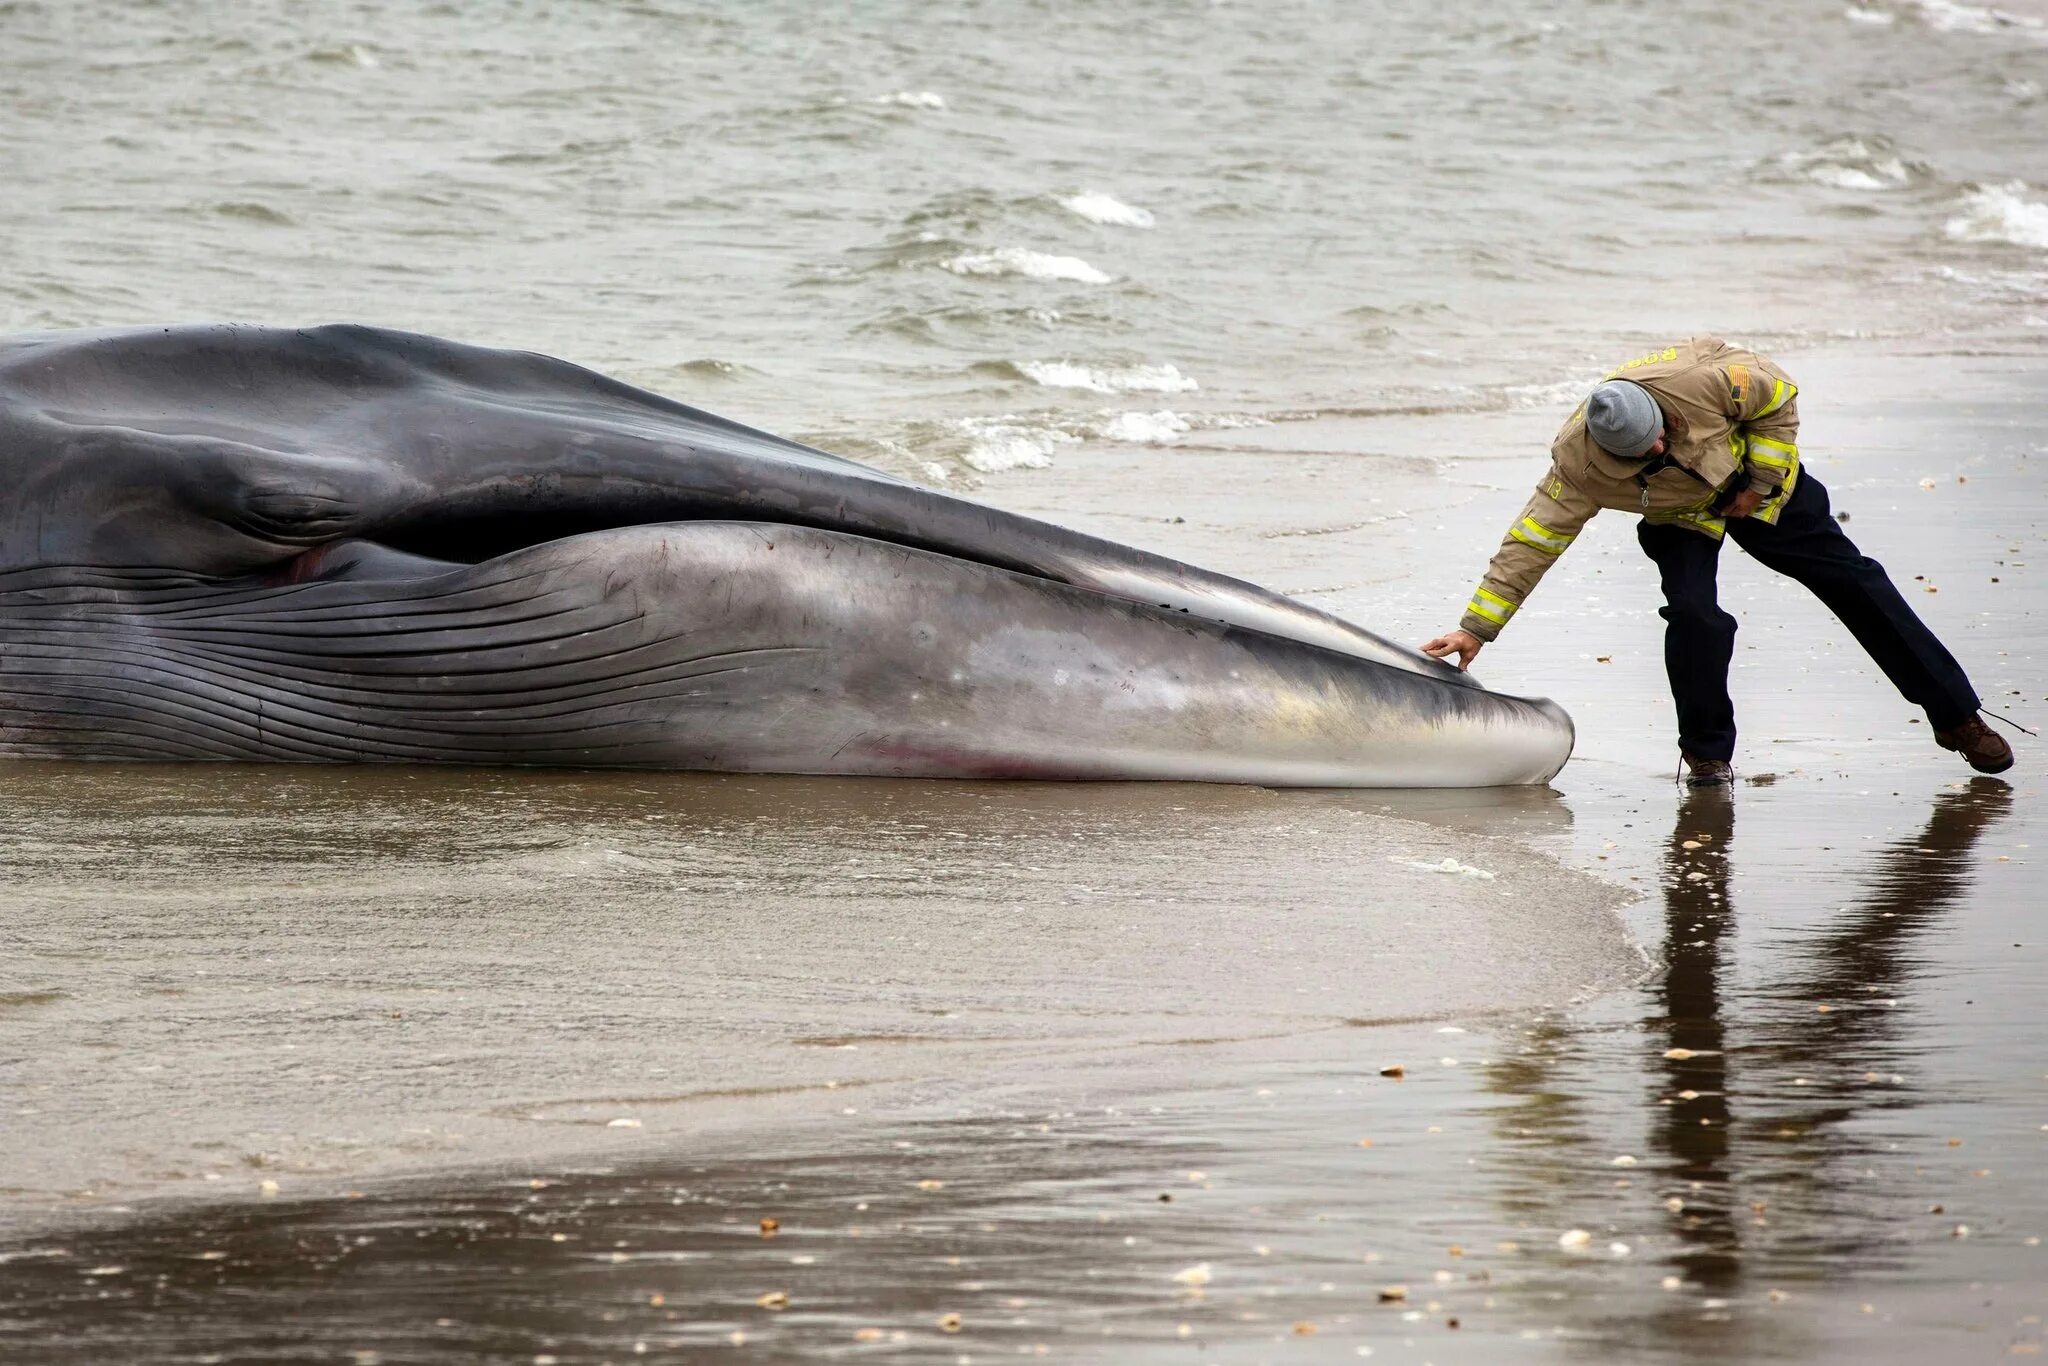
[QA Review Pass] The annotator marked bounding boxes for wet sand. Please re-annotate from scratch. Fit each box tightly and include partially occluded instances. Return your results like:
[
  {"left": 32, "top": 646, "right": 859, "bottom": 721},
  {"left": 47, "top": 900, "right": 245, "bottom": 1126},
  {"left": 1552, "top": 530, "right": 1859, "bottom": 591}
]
[{"left": 2, "top": 345, "right": 2043, "bottom": 1361}]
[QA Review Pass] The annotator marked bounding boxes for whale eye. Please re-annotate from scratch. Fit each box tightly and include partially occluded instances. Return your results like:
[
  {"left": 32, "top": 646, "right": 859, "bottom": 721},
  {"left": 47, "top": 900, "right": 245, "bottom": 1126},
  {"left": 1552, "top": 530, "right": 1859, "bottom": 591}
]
[{"left": 236, "top": 482, "right": 358, "bottom": 539}]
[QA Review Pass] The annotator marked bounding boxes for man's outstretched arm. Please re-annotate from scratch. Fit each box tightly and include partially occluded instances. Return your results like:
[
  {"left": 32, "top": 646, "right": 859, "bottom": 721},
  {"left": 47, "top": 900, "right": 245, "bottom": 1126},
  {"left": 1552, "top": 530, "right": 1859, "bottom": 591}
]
[{"left": 1421, "top": 461, "right": 1598, "bottom": 671}]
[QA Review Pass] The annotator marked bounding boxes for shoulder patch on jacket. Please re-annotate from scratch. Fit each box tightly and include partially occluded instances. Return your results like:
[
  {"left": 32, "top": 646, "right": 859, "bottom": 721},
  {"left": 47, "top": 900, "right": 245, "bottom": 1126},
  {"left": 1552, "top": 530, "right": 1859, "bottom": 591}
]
[{"left": 1727, "top": 363, "right": 1749, "bottom": 406}]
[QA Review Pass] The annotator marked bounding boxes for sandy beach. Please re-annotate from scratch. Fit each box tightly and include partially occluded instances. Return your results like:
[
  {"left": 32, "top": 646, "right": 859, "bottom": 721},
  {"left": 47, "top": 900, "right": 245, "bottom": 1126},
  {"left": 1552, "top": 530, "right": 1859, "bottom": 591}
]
[{"left": 3, "top": 343, "right": 2040, "bottom": 1361}]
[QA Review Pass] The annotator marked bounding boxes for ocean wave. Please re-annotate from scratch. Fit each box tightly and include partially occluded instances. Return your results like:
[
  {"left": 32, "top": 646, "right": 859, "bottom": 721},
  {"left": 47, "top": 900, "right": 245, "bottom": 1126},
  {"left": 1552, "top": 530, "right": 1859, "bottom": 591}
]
[
  {"left": 306, "top": 43, "right": 379, "bottom": 67},
  {"left": 1059, "top": 192, "right": 1156, "bottom": 228},
  {"left": 1944, "top": 181, "right": 2048, "bottom": 251},
  {"left": 920, "top": 407, "right": 1271, "bottom": 475},
  {"left": 1501, "top": 377, "right": 1597, "bottom": 409},
  {"left": 670, "top": 359, "right": 759, "bottom": 381},
  {"left": 1096, "top": 411, "right": 1192, "bottom": 443},
  {"left": 208, "top": 200, "right": 296, "bottom": 226},
  {"left": 1093, "top": 410, "right": 1270, "bottom": 443},
  {"left": 940, "top": 248, "right": 1112, "bottom": 284},
  {"left": 871, "top": 90, "right": 946, "bottom": 109},
  {"left": 951, "top": 416, "right": 1081, "bottom": 472},
  {"left": 1013, "top": 360, "right": 1198, "bottom": 393},
  {"left": 1909, "top": 0, "right": 2048, "bottom": 37},
  {"left": 1778, "top": 137, "right": 1918, "bottom": 190}
]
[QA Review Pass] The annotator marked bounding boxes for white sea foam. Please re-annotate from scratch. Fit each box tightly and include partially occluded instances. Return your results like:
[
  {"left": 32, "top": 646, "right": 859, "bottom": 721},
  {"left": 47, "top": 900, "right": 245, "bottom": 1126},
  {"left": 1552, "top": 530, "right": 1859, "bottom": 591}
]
[
  {"left": 1096, "top": 411, "right": 1193, "bottom": 443},
  {"left": 1392, "top": 856, "right": 1497, "bottom": 880},
  {"left": 1945, "top": 181, "right": 2048, "bottom": 251},
  {"left": 1015, "top": 360, "right": 1198, "bottom": 393},
  {"left": 1091, "top": 410, "right": 1269, "bottom": 443},
  {"left": 1812, "top": 161, "right": 1911, "bottom": 189},
  {"left": 1780, "top": 138, "right": 1915, "bottom": 190},
  {"left": 952, "top": 416, "right": 1081, "bottom": 472},
  {"left": 940, "top": 248, "right": 1112, "bottom": 284},
  {"left": 1910, "top": 0, "right": 2047, "bottom": 36},
  {"left": 1059, "top": 191, "right": 1156, "bottom": 228},
  {"left": 872, "top": 90, "right": 946, "bottom": 109},
  {"left": 1843, "top": 5, "right": 1897, "bottom": 24},
  {"left": 1503, "top": 377, "right": 1598, "bottom": 409}
]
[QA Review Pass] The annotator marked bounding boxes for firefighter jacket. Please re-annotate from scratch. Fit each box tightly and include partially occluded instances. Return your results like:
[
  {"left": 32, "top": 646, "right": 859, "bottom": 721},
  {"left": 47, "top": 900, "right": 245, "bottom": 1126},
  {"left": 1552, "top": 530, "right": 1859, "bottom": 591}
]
[{"left": 1458, "top": 336, "right": 1801, "bottom": 642}]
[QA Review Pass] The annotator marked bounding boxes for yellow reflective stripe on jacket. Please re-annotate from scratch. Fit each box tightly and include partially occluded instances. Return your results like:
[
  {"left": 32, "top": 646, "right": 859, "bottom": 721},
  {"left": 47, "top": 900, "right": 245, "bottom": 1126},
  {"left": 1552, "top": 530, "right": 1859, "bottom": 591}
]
[
  {"left": 1508, "top": 515, "right": 1575, "bottom": 556},
  {"left": 1645, "top": 508, "right": 1727, "bottom": 540},
  {"left": 1681, "top": 511, "right": 1727, "bottom": 540},
  {"left": 1747, "top": 433, "right": 1798, "bottom": 473},
  {"left": 1466, "top": 587, "right": 1519, "bottom": 627},
  {"left": 1756, "top": 376, "right": 1796, "bottom": 418}
]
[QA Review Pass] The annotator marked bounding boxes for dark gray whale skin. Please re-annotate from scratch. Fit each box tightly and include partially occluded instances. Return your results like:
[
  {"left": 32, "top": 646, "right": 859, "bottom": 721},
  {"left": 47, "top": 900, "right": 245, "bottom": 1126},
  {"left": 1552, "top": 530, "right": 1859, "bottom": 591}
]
[{"left": 0, "top": 324, "right": 1573, "bottom": 785}]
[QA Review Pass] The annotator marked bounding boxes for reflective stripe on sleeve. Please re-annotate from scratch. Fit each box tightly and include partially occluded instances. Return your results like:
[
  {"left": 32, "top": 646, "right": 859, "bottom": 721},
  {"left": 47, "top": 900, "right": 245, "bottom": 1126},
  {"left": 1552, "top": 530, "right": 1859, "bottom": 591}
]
[
  {"left": 1755, "top": 376, "right": 1796, "bottom": 418},
  {"left": 1747, "top": 433, "right": 1798, "bottom": 472},
  {"left": 1508, "top": 515, "right": 1575, "bottom": 555},
  {"left": 1466, "top": 587, "right": 1519, "bottom": 627}
]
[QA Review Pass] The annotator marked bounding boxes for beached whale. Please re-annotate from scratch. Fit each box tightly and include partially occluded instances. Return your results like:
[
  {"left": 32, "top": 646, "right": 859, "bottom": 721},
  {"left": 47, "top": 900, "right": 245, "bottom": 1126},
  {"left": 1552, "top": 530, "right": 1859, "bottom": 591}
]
[{"left": 0, "top": 324, "right": 1572, "bottom": 785}]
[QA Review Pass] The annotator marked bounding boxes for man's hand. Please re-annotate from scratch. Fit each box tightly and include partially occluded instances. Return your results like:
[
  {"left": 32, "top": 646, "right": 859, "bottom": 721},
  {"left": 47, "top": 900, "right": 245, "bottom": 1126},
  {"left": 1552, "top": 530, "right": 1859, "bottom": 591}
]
[
  {"left": 1723, "top": 486, "right": 1766, "bottom": 519},
  {"left": 1420, "top": 628, "right": 1485, "bottom": 672}
]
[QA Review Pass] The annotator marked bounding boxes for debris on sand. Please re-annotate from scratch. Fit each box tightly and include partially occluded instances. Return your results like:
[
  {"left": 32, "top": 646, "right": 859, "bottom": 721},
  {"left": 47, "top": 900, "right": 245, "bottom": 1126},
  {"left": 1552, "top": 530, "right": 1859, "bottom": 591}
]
[
  {"left": 756, "top": 1291, "right": 789, "bottom": 1310},
  {"left": 1558, "top": 1229, "right": 1593, "bottom": 1252},
  {"left": 1377, "top": 1285, "right": 1409, "bottom": 1303},
  {"left": 1172, "top": 1263, "right": 1212, "bottom": 1288},
  {"left": 937, "top": 1312, "right": 963, "bottom": 1333},
  {"left": 1379, "top": 1065, "right": 1406, "bottom": 1079}
]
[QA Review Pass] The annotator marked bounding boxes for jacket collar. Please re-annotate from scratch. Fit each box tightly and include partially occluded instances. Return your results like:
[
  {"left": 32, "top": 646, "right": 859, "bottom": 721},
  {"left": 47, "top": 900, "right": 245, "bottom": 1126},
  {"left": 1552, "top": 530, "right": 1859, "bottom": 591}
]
[{"left": 1583, "top": 399, "right": 1692, "bottom": 482}]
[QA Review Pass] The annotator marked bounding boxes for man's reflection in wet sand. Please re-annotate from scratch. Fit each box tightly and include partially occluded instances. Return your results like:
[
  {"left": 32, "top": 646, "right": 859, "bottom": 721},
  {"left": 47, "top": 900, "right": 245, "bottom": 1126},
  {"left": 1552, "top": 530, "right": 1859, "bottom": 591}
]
[
  {"left": 1651, "top": 778, "right": 2013, "bottom": 1295},
  {"left": 1654, "top": 786, "right": 1743, "bottom": 1290}
]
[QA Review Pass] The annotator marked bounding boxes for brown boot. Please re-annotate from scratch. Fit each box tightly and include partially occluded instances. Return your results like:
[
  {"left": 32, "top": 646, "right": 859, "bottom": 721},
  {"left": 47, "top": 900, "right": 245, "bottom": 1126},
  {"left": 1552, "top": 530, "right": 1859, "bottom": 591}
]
[
  {"left": 1680, "top": 752, "right": 1733, "bottom": 786},
  {"left": 1935, "top": 714, "right": 2014, "bottom": 774}
]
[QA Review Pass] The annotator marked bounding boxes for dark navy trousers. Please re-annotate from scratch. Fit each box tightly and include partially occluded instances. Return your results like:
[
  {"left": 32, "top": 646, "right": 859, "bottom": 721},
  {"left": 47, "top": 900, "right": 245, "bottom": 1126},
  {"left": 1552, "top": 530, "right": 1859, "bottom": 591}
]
[{"left": 1634, "top": 472, "right": 1979, "bottom": 761}]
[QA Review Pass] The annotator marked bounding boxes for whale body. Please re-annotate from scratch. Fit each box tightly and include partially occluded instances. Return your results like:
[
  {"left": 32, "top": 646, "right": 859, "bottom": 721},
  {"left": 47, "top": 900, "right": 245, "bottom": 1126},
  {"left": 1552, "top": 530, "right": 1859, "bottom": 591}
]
[{"left": 0, "top": 325, "right": 1572, "bottom": 785}]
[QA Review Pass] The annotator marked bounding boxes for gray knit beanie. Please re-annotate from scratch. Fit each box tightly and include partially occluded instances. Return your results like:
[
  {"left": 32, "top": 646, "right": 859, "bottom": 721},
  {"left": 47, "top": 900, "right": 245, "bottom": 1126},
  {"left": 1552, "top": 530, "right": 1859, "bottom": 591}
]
[{"left": 1586, "top": 380, "right": 1662, "bottom": 459}]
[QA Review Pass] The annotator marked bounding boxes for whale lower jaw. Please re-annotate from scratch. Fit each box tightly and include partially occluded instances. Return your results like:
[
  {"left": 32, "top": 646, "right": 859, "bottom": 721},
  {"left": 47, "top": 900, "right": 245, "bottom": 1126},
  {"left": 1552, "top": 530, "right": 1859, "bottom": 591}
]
[{"left": 0, "top": 522, "right": 1574, "bottom": 788}]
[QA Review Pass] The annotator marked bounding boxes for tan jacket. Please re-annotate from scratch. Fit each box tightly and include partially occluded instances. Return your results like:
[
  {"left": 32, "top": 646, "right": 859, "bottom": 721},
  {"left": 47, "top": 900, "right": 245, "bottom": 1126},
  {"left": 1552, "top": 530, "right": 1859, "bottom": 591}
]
[{"left": 1459, "top": 336, "right": 1801, "bottom": 642}]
